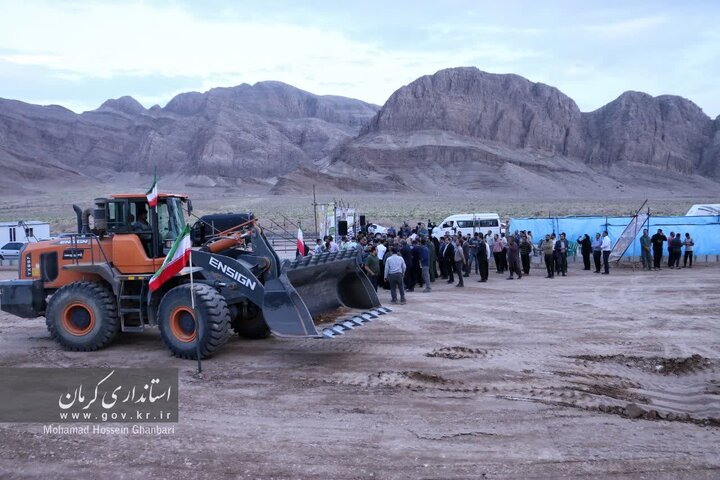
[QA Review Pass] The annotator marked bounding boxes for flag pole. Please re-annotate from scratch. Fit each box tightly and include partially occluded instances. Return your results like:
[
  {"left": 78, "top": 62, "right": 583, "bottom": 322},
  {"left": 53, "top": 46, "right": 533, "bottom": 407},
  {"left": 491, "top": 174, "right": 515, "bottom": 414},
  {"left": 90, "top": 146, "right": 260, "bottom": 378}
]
[{"left": 189, "top": 249, "right": 202, "bottom": 374}]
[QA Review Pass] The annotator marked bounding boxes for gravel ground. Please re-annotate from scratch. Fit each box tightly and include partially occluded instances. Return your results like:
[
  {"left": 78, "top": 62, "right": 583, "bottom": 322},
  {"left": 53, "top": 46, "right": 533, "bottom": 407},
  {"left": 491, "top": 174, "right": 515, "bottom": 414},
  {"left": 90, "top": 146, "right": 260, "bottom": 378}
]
[{"left": 0, "top": 262, "right": 718, "bottom": 479}]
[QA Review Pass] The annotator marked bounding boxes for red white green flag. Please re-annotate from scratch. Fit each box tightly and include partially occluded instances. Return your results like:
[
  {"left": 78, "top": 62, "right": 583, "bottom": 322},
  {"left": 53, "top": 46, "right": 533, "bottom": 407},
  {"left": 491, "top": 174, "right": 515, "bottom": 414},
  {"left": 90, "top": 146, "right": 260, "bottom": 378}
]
[
  {"left": 146, "top": 171, "right": 158, "bottom": 208},
  {"left": 297, "top": 228, "right": 305, "bottom": 256},
  {"left": 149, "top": 224, "right": 191, "bottom": 292}
]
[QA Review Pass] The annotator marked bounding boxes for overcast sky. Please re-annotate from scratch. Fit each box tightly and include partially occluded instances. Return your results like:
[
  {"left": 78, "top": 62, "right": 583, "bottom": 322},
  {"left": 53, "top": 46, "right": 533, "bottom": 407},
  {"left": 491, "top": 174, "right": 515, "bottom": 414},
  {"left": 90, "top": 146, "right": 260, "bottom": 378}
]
[{"left": 1, "top": 0, "right": 718, "bottom": 117}]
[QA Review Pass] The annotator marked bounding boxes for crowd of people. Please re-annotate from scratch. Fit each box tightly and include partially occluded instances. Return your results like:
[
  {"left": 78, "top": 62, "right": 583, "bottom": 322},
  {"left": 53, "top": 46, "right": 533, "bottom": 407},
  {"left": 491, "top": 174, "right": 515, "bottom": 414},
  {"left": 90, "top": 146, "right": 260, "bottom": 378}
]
[{"left": 304, "top": 222, "right": 697, "bottom": 305}]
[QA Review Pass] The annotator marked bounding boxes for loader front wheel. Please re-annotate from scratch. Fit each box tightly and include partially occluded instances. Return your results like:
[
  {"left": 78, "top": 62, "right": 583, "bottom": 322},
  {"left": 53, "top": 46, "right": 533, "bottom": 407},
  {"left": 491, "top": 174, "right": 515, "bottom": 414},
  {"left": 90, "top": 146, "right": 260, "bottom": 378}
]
[
  {"left": 158, "top": 284, "right": 230, "bottom": 359},
  {"left": 231, "top": 302, "right": 270, "bottom": 339},
  {"left": 46, "top": 281, "right": 119, "bottom": 351}
]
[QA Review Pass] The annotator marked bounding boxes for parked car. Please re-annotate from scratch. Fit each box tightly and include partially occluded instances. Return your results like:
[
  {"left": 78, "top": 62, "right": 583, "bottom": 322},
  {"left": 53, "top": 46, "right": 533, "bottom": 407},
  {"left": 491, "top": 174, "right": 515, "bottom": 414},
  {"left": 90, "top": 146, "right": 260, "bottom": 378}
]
[
  {"left": 366, "top": 224, "right": 387, "bottom": 236},
  {"left": 0, "top": 242, "right": 25, "bottom": 260}
]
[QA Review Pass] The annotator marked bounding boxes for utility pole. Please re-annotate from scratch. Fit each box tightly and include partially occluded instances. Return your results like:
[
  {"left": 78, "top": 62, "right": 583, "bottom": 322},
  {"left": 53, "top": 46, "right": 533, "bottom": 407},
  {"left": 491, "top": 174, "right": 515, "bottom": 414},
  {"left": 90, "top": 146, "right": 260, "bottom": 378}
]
[{"left": 312, "top": 184, "right": 319, "bottom": 239}]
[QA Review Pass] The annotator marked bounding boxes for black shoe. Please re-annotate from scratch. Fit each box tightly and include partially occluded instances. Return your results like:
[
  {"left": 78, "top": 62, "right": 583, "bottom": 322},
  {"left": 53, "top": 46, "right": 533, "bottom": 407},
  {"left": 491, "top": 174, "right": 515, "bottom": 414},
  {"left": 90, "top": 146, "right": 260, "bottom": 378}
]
[
  {"left": 447, "top": 280, "right": 453, "bottom": 284},
  {"left": 506, "top": 277, "right": 514, "bottom": 280},
  {"left": 601, "top": 272, "right": 609, "bottom": 275},
  {"left": 562, "top": 273, "right": 566, "bottom": 276},
  {"left": 545, "top": 275, "right": 551, "bottom": 278},
  {"left": 594, "top": 271, "right": 600, "bottom": 273},
  {"left": 455, "top": 284, "right": 463, "bottom": 287}
]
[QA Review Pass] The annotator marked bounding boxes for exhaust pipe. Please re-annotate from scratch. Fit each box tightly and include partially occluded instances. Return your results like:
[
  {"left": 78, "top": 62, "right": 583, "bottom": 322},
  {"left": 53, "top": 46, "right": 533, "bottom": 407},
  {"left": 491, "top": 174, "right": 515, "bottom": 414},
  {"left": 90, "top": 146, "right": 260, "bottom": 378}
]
[
  {"left": 81, "top": 208, "right": 93, "bottom": 234},
  {"left": 72, "top": 205, "right": 83, "bottom": 234}
]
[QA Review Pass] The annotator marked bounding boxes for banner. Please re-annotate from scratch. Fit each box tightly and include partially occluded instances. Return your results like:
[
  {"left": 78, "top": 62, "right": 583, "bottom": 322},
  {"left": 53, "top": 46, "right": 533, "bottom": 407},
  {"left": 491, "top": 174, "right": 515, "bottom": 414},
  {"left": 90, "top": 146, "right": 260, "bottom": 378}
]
[{"left": 609, "top": 212, "right": 649, "bottom": 260}]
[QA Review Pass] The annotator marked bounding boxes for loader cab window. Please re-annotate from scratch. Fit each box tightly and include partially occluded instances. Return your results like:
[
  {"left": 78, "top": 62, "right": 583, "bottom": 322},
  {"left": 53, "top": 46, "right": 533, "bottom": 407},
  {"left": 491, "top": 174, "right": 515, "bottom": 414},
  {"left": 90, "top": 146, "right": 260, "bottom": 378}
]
[
  {"left": 157, "top": 197, "right": 186, "bottom": 244},
  {"left": 106, "top": 200, "right": 129, "bottom": 233}
]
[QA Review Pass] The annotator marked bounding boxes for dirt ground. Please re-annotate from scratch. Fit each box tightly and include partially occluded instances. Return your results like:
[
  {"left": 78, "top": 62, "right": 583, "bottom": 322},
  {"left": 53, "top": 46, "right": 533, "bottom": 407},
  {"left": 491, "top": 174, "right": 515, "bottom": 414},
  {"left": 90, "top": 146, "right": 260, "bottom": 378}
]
[{"left": 0, "top": 262, "right": 719, "bottom": 479}]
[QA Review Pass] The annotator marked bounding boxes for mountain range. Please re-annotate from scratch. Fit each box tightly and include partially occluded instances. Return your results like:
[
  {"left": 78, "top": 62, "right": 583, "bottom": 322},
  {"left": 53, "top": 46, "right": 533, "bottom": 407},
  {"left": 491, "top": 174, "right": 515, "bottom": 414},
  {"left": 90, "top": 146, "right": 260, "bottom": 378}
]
[{"left": 1, "top": 67, "right": 718, "bottom": 196}]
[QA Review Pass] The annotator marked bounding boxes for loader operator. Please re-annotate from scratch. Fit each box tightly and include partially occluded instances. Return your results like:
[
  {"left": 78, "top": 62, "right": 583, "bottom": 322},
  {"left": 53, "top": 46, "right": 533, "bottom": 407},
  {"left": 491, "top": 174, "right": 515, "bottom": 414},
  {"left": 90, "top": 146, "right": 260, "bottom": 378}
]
[{"left": 132, "top": 208, "right": 151, "bottom": 233}]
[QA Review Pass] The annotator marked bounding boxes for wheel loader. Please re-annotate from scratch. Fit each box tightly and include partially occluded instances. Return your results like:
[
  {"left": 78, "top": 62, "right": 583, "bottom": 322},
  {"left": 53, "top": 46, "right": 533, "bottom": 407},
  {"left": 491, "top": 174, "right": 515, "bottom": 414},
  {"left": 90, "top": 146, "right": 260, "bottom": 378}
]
[{"left": 0, "top": 193, "right": 383, "bottom": 359}]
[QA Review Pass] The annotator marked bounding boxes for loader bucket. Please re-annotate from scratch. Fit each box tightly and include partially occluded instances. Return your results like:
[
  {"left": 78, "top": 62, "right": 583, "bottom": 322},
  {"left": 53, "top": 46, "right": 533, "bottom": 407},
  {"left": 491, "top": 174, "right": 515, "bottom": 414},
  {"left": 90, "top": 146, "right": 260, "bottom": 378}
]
[{"left": 283, "top": 249, "right": 380, "bottom": 319}]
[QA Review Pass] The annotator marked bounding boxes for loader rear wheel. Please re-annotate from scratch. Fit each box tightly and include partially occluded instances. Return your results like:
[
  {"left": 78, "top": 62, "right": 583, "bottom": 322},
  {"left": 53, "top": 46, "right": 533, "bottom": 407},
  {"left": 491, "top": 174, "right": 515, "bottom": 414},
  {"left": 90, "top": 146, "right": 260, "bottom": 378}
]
[
  {"left": 231, "top": 302, "right": 270, "bottom": 339},
  {"left": 158, "top": 284, "right": 230, "bottom": 359},
  {"left": 46, "top": 281, "right": 119, "bottom": 351}
]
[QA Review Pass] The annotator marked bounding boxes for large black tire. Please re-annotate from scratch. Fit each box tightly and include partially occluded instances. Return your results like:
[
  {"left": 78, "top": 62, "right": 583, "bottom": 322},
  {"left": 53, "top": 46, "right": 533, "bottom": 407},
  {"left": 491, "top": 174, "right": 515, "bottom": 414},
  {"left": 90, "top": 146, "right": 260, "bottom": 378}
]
[
  {"left": 231, "top": 302, "right": 271, "bottom": 340},
  {"left": 46, "top": 281, "right": 119, "bottom": 351},
  {"left": 158, "top": 284, "right": 230, "bottom": 359}
]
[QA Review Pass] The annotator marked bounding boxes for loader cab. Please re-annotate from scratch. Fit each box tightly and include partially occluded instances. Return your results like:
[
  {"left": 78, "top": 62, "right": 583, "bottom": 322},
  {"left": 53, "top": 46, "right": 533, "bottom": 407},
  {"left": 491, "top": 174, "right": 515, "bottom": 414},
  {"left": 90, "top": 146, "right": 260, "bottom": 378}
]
[{"left": 102, "top": 194, "right": 189, "bottom": 273}]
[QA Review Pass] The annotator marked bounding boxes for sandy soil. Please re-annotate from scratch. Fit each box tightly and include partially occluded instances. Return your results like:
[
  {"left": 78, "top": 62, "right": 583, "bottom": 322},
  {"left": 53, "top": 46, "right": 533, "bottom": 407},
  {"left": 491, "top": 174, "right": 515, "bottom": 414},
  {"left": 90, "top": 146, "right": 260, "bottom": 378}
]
[{"left": 0, "top": 261, "right": 718, "bottom": 479}]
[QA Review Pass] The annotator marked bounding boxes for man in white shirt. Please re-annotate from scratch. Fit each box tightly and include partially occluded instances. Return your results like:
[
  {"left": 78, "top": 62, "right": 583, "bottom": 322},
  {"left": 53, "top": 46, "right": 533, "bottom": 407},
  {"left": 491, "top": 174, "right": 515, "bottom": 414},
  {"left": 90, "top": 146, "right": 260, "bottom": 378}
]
[
  {"left": 601, "top": 231, "right": 612, "bottom": 274},
  {"left": 383, "top": 247, "right": 407, "bottom": 304},
  {"left": 376, "top": 241, "right": 386, "bottom": 260},
  {"left": 375, "top": 240, "right": 388, "bottom": 289},
  {"left": 313, "top": 239, "right": 323, "bottom": 254},
  {"left": 328, "top": 236, "right": 339, "bottom": 253}
]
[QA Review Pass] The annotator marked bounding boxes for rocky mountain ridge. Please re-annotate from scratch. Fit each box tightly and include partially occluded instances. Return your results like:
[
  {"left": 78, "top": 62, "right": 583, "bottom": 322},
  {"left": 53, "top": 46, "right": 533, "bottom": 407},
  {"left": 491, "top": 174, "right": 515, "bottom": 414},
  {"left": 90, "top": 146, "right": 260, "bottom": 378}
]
[
  {"left": 0, "top": 81, "right": 378, "bottom": 192},
  {"left": 276, "top": 67, "right": 718, "bottom": 195},
  {"left": 1, "top": 68, "right": 718, "bottom": 196}
]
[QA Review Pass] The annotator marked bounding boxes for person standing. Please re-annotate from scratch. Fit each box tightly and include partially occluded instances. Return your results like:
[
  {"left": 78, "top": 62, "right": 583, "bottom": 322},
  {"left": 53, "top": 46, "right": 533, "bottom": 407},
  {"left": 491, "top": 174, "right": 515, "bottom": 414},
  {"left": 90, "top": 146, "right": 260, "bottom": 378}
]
[
  {"left": 314, "top": 239, "right": 325, "bottom": 254},
  {"left": 506, "top": 236, "right": 523, "bottom": 280},
  {"left": 443, "top": 237, "right": 455, "bottom": 283},
  {"left": 670, "top": 233, "right": 683, "bottom": 269},
  {"left": 519, "top": 232, "right": 532, "bottom": 275},
  {"left": 667, "top": 232, "right": 676, "bottom": 268},
  {"left": 400, "top": 240, "right": 415, "bottom": 291},
  {"left": 592, "top": 233, "right": 602, "bottom": 273},
  {"left": 364, "top": 246, "right": 380, "bottom": 291},
  {"left": 384, "top": 247, "right": 406, "bottom": 305},
  {"left": 439, "top": 237, "right": 448, "bottom": 279},
  {"left": 454, "top": 237, "right": 466, "bottom": 287},
  {"left": 683, "top": 233, "right": 694, "bottom": 268},
  {"left": 411, "top": 240, "right": 424, "bottom": 289},
  {"left": 467, "top": 233, "right": 479, "bottom": 275},
  {"left": 492, "top": 234, "right": 504, "bottom": 273},
  {"left": 375, "top": 239, "right": 387, "bottom": 289},
  {"left": 500, "top": 233, "right": 508, "bottom": 273},
  {"left": 541, "top": 234, "right": 555, "bottom": 278},
  {"left": 650, "top": 229, "right": 666, "bottom": 270},
  {"left": 577, "top": 234, "right": 592, "bottom": 270},
  {"left": 431, "top": 236, "right": 441, "bottom": 279},
  {"left": 476, "top": 234, "right": 490, "bottom": 282},
  {"left": 419, "top": 239, "right": 431, "bottom": 292},
  {"left": 555, "top": 233, "right": 569, "bottom": 276},
  {"left": 462, "top": 236, "right": 471, "bottom": 277},
  {"left": 601, "top": 231, "right": 612, "bottom": 274},
  {"left": 427, "top": 236, "right": 437, "bottom": 282},
  {"left": 639, "top": 229, "right": 652, "bottom": 271}
]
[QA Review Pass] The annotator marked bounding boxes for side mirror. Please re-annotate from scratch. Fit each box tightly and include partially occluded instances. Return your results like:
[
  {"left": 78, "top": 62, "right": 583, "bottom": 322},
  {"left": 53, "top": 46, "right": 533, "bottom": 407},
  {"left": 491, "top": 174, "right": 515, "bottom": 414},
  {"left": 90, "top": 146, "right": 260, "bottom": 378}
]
[{"left": 186, "top": 199, "right": 193, "bottom": 215}]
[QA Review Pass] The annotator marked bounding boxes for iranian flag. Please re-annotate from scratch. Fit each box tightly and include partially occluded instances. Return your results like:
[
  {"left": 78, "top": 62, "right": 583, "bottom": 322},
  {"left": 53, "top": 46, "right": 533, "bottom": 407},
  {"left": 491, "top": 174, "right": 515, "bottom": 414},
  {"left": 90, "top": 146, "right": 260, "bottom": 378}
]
[
  {"left": 297, "top": 228, "right": 305, "bottom": 256},
  {"left": 149, "top": 224, "right": 191, "bottom": 292},
  {"left": 146, "top": 171, "right": 158, "bottom": 208}
]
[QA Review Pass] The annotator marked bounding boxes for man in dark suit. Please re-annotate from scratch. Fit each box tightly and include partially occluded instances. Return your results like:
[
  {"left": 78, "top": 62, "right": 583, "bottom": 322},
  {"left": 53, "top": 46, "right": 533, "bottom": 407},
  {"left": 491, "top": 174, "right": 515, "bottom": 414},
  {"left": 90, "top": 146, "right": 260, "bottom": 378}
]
[
  {"left": 651, "top": 229, "right": 667, "bottom": 270},
  {"left": 476, "top": 234, "right": 490, "bottom": 282},
  {"left": 400, "top": 240, "right": 415, "bottom": 291},
  {"left": 554, "top": 232, "right": 569, "bottom": 276},
  {"left": 443, "top": 236, "right": 455, "bottom": 283},
  {"left": 439, "top": 237, "right": 448, "bottom": 279}
]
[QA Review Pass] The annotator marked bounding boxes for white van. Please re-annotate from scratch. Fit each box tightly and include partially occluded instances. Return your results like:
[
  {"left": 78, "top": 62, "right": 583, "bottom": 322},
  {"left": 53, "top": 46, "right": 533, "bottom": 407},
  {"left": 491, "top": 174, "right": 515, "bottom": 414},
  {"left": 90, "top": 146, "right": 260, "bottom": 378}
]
[{"left": 432, "top": 213, "right": 501, "bottom": 239}]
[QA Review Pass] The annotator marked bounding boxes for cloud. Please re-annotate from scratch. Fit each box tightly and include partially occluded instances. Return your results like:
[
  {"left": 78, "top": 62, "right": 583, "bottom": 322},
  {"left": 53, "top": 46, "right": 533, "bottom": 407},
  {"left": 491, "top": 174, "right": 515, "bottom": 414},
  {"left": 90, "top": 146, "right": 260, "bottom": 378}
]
[
  {"left": 0, "top": 1, "right": 717, "bottom": 117},
  {"left": 576, "top": 15, "right": 668, "bottom": 38},
  {"left": 0, "top": 0, "right": 548, "bottom": 108}
]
